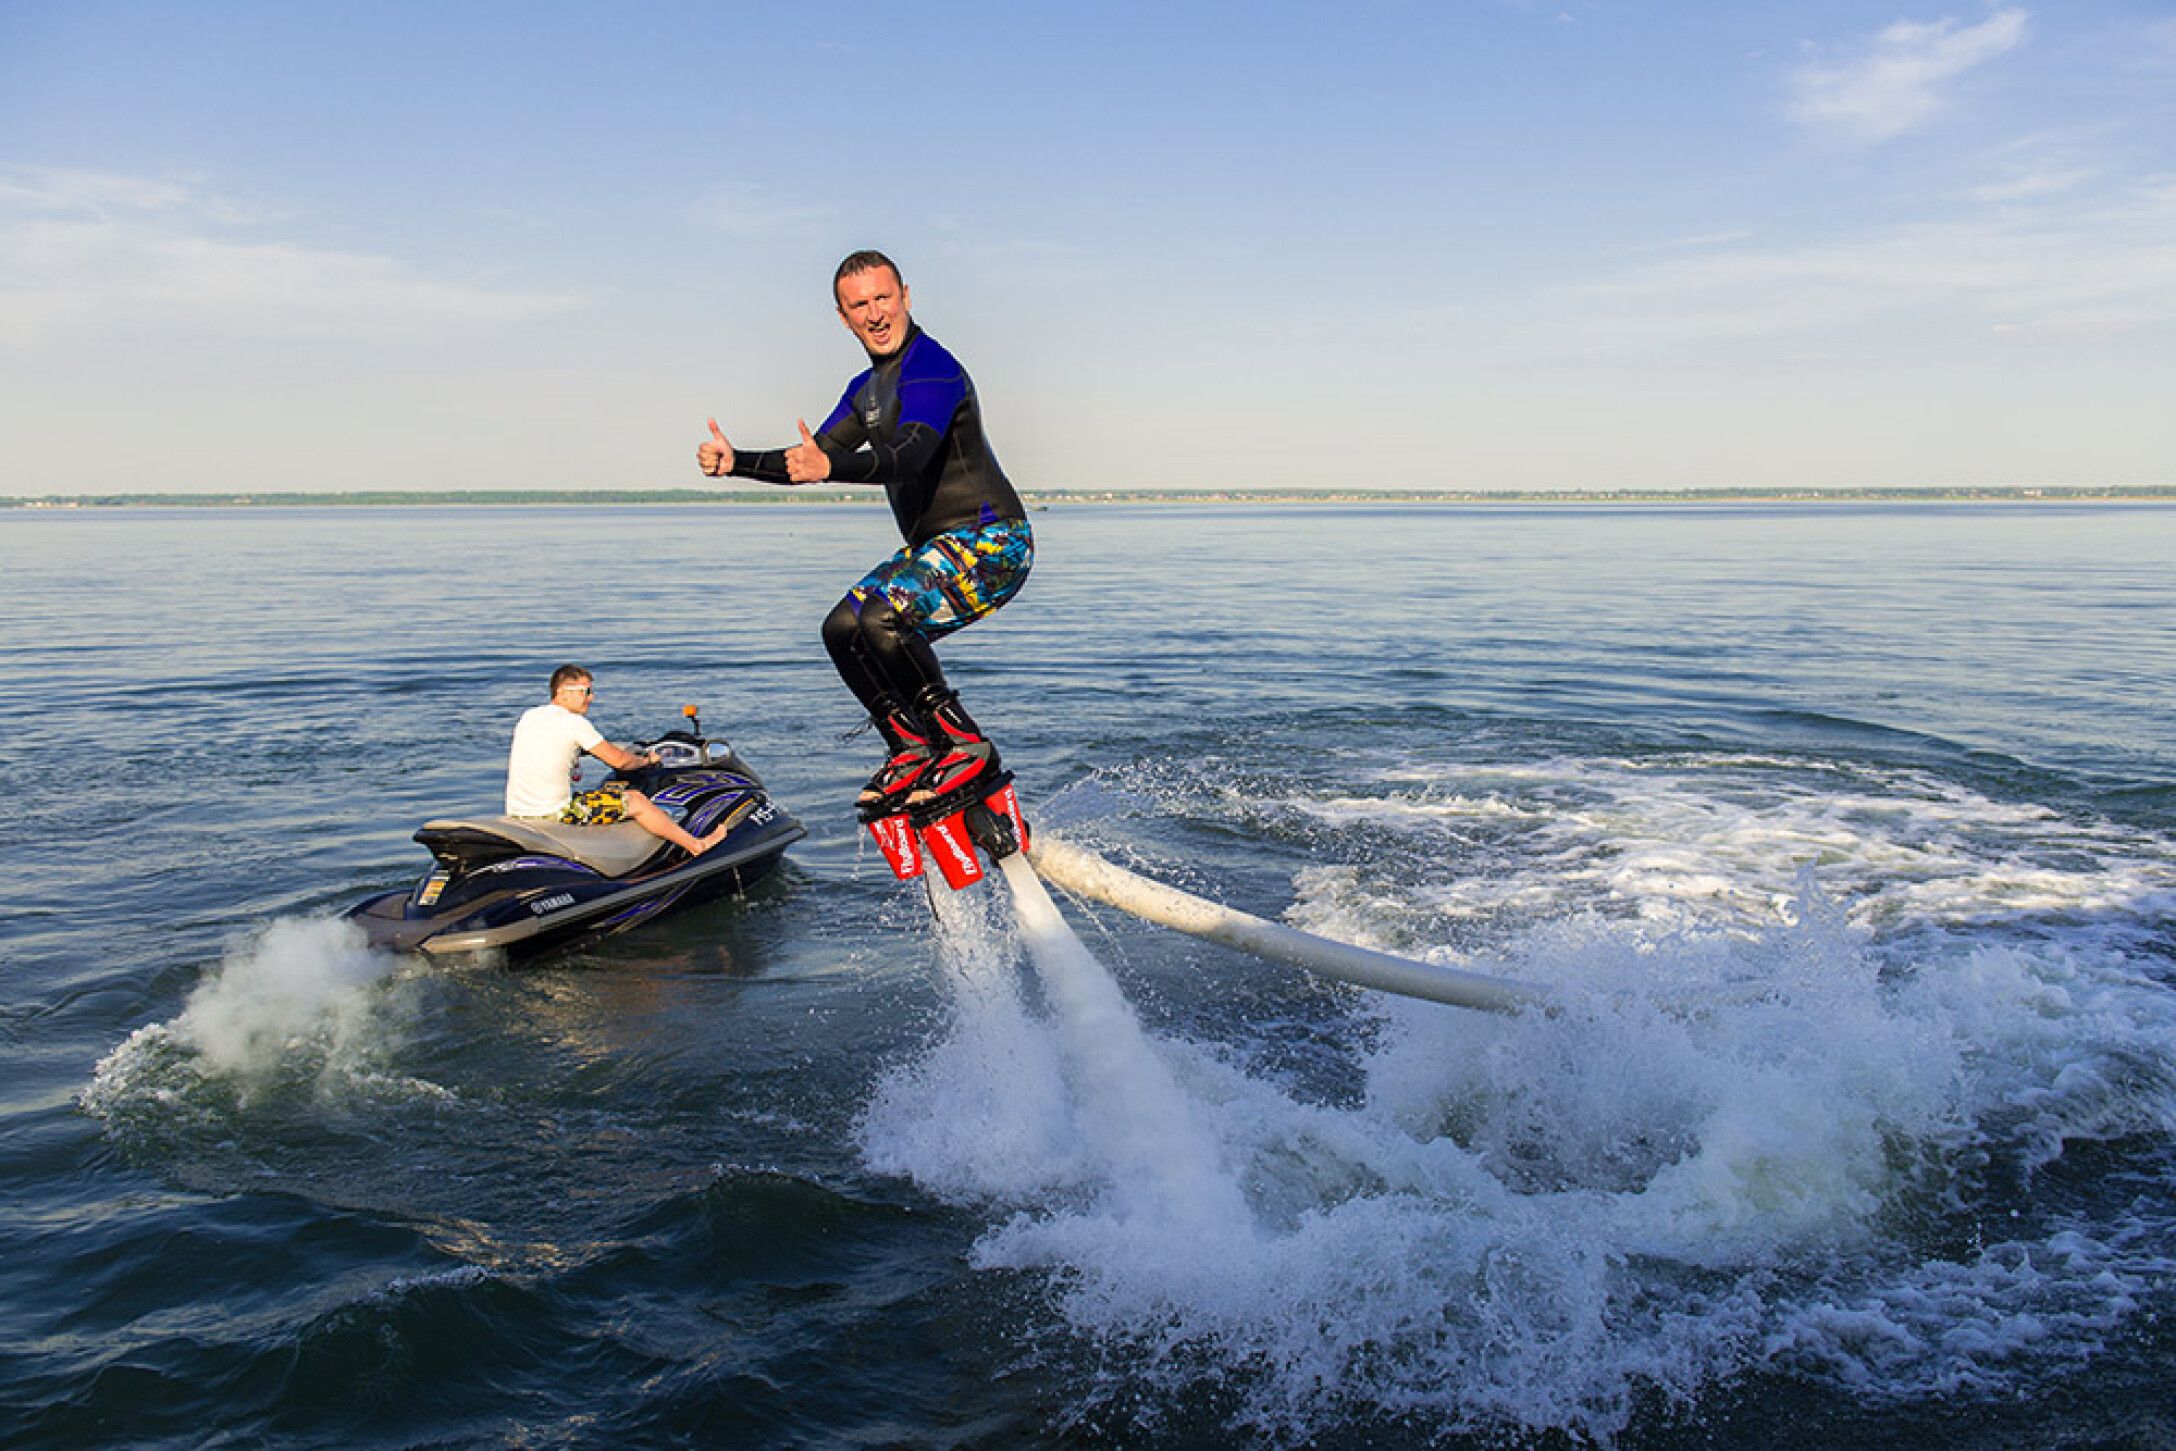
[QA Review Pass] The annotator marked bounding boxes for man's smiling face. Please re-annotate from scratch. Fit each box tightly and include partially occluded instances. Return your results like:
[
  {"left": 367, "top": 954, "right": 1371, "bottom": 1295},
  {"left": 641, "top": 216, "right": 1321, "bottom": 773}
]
[{"left": 835, "top": 264, "right": 911, "bottom": 359}]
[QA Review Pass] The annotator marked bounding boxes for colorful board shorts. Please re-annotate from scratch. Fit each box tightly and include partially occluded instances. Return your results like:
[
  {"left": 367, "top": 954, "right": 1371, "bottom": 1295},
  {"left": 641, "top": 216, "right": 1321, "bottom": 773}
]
[
  {"left": 846, "top": 516, "right": 1033, "bottom": 640},
  {"left": 558, "top": 783, "right": 631, "bottom": 826}
]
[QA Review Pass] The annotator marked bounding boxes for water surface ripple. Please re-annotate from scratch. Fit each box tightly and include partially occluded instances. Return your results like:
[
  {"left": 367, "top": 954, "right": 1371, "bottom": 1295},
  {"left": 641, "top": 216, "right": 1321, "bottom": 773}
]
[{"left": 5, "top": 501, "right": 2173, "bottom": 1447}]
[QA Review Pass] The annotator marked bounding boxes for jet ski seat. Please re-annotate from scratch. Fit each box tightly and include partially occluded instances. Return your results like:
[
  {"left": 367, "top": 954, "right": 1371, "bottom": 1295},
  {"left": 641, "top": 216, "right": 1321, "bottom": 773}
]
[{"left": 416, "top": 816, "right": 666, "bottom": 877}]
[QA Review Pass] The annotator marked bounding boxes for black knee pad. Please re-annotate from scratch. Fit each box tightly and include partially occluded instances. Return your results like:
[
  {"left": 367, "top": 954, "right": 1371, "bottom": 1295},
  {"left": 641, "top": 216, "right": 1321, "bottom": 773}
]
[
  {"left": 821, "top": 597, "right": 863, "bottom": 659},
  {"left": 829, "top": 592, "right": 944, "bottom": 704}
]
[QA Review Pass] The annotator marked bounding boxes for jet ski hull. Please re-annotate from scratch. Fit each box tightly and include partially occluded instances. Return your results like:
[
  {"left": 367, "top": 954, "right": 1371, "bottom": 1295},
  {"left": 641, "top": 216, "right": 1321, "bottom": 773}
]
[{"left": 346, "top": 749, "right": 803, "bottom": 960}]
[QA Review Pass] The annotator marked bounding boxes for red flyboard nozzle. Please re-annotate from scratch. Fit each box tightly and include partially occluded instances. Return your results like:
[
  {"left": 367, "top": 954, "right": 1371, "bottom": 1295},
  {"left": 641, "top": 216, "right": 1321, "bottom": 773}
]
[
  {"left": 868, "top": 814, "right": 923, "bottom": 880},
  {"left": 919, "top": 811, "right": 985, "bottom": 889},
  {"left": 982, "top": 782, "right": 1029, "bottom": 858}
]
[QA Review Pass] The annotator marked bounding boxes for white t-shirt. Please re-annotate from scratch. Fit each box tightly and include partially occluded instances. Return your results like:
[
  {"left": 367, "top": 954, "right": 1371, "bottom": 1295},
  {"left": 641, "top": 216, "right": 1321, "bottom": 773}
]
[{"left": 505, "top": 702, "right": 607, "bottom": 816}]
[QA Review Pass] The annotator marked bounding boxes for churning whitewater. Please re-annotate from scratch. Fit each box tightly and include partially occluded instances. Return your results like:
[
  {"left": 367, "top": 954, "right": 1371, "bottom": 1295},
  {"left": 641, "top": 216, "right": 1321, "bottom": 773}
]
[{"left": 856, "top": 750, "right": 2176, "bottom": 1441}]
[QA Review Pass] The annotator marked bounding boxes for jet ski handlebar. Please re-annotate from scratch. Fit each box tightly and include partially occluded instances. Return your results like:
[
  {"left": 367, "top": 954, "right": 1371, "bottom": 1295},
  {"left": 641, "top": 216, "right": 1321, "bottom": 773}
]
[
  {"left": 602, "top": 708, "right": 765, "bottom": 787},
  {"left": 637, "top": 705, "right": 717, "bottom": 769},
  {"left": 640, "top": 735, "right": 731, "bottom": 770}
]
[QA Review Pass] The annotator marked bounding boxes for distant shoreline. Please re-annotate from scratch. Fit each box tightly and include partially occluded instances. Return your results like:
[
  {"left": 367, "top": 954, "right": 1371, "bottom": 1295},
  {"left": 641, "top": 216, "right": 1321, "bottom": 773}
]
[{"left": 5, "top": 485, "right": 2173, "bottom": 510}]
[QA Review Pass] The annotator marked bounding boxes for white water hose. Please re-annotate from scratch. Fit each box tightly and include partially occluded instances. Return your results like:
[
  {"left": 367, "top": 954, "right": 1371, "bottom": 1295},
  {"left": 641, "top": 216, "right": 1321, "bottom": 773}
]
[{"left": 1025, "top": 836, "right": 1552, "bottom": 1015}]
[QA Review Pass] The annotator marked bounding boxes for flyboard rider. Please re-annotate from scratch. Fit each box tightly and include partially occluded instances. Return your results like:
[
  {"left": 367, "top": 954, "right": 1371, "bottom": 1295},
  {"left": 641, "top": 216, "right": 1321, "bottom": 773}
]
[{"left": 697, "top": 250, "right": 1033, "bottom": 853}]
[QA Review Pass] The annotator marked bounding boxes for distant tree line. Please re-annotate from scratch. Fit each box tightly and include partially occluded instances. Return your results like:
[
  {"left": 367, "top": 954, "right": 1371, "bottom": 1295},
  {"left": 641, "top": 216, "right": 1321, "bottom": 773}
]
[{"left": 6, "top": 485, "right": 2173, "bottom": 509}]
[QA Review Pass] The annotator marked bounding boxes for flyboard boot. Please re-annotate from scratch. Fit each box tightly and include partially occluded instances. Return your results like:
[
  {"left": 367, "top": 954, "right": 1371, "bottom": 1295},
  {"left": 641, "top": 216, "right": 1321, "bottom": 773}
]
[
  {"left": 856, "top": 703, "right": 935, "bottom": 881},
  {"left": 904, "top": 687, "right": 1030, "bottom": 890}
]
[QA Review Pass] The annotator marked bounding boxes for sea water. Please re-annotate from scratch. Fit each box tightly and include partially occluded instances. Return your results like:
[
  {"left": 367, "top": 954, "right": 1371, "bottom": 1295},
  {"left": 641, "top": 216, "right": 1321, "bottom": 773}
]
[{"left": 4, "top": 500, "right": 2174, "bottom": 1447}]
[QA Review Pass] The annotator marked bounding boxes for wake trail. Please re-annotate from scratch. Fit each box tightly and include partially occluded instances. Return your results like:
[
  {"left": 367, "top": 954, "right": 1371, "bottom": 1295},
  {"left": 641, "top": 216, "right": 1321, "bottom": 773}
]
[{"left": 83, "top": 916, "right": 428, "bottom": 1125}]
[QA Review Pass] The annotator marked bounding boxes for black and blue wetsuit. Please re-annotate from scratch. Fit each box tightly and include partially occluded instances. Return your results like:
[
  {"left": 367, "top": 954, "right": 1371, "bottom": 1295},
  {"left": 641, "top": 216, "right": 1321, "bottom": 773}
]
[{"left": 731, "top": 324, "right": 1033, "bottom": 719}]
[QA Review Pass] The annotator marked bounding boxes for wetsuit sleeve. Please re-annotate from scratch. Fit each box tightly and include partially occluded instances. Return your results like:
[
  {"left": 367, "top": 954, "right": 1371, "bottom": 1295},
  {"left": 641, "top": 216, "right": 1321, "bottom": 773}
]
[
  {"left": 823, "top": 367, "right": 966, "bottom": 485},
  {"left": 729, "top": 388, "right": 865, "bottom": 484},
  {"left": 730, "top": 448, "right": 794, "bottom": 483}
]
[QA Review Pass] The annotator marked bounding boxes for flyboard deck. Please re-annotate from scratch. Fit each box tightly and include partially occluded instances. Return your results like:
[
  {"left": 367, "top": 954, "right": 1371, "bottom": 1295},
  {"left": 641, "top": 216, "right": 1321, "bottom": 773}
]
[{"left": 861, "top": 771, "right": 1031, "bottom": 890}]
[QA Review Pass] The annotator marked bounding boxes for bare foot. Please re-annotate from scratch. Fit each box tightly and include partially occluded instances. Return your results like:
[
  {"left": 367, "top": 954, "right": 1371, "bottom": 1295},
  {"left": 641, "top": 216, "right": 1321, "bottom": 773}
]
[{"left": 690, "top": 820, "right": 732, "bottom": 856}]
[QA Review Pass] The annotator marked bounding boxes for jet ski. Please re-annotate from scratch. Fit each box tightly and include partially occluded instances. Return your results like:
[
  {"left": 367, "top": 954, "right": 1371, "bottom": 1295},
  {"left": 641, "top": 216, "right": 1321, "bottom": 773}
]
[{"left": 346, "top": 708, "right": 805, "bottom": 959}]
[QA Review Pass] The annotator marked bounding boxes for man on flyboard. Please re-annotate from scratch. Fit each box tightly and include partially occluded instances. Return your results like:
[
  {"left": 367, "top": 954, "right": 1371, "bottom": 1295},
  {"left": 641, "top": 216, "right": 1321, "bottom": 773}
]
[{"left": 698, "top": 250, "right": 1032, "bottom": 886}]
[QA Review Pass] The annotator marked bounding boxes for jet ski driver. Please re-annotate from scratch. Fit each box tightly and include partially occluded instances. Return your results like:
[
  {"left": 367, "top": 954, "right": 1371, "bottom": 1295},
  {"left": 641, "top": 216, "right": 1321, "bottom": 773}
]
[
  {"left": 506, "top": 665, "right": 733, "bottom": 856},
  {"left": 697, "top": 250, "right": 1032, "bottom": 821}
]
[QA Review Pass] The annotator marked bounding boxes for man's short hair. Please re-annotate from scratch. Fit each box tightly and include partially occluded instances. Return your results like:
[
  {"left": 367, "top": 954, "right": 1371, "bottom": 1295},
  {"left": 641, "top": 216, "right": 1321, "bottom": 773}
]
[
  {"left": 549, "top": 664, "right": 592, "bottom": 695},
  {"left": 833, "top": 249, "right": 903, "bottom": 301}
]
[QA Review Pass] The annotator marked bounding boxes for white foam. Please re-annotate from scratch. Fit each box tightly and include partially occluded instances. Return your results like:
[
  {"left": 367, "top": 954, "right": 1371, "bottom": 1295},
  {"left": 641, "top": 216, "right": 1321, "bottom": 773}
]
[
  {"left": 1282, "top": 753, "right": 2176, "bottom": 952},
  {"left": 1764, "top": 1226, "right": 2154, "bottom": 1398},
  {"left": 864, "top": 864, "right": 1252, "bottom": 1229},
  {"left": 859, "top": 751, "right": 2176, "bottom": 1439},
  {"left": 1000, "top": 856, "right": 1252, "bottom": 1230},
  {"left": 857, "top": 884, "right": 1086, "bottom": 1203},
  {"left": 84, "top": 915, "right": 421, "bottom": 1117}
]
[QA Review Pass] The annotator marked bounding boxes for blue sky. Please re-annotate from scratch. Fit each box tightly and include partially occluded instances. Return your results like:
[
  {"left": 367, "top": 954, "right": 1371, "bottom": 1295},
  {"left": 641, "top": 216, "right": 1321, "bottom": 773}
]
[{"left": 3, "top": 1, "right": 2172, "bottom": 494}]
